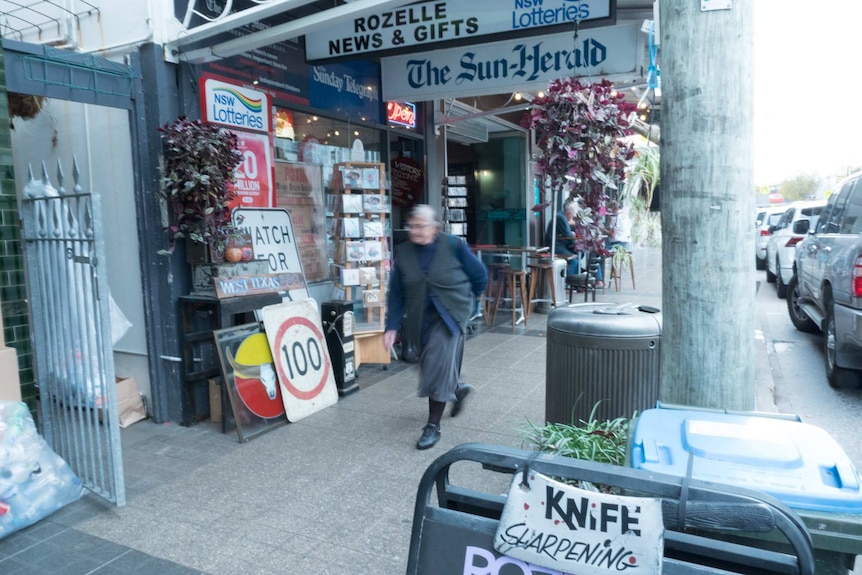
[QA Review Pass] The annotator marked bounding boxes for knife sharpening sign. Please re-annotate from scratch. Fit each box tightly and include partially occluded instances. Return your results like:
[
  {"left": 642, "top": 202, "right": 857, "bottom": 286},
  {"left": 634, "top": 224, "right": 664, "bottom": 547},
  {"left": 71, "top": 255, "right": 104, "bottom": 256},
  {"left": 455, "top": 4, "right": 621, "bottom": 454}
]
[
  {"left": 494, "top": 471, "right": 663, "bottom": 575},
  {"left": 261, "top": 299, "right": 338, "bottom": 422}
]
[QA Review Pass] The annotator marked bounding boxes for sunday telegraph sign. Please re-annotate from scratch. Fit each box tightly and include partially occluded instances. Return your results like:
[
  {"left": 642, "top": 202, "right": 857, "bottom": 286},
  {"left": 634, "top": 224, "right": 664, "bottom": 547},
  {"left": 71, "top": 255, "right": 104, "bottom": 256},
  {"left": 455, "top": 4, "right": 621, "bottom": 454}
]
[
  {"left": 306, "top": 0, "right": 613, "bottom": 61},
  {"left": 382, "top": 22, "right": 641, "bottom": 102}
]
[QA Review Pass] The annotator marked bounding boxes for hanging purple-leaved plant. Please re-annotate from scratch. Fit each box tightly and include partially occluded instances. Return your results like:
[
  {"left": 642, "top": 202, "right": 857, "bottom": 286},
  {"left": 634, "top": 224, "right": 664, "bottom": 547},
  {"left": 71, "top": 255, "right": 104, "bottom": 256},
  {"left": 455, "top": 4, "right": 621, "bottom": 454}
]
[{"left": 525, "top": 78, "right": 637, "bottom": 255}]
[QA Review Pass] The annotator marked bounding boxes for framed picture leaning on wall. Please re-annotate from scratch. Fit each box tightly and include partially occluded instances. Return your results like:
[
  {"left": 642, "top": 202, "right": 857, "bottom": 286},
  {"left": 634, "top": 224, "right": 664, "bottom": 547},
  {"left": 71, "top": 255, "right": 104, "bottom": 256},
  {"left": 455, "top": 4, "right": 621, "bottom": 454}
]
[{"left": 214, "top": 322, "right": 287, "bottom": 443}]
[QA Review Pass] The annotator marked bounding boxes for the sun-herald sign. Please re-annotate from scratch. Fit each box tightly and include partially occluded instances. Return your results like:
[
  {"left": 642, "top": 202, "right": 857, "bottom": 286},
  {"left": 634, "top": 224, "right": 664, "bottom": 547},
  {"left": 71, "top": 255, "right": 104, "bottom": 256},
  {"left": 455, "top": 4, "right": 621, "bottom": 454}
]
[
  {"left": 202, "top": 77, "right": 268, "bottom": 133},
  {"left": 495, "top": 471, "right": 664, "bottom": 575},
  {"left": 305, "top": 0, "right": 613, "bottom": 61},
  {"left": 382, "top": 22, "right": 641, "bottom": 102}
]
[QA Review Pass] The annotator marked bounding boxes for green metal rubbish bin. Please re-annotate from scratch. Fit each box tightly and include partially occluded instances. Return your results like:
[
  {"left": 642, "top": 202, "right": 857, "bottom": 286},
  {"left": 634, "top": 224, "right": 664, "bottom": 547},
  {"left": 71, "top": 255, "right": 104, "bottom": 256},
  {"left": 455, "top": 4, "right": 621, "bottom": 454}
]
[{"left": 545, "top": 302, "right": 661, "bottom": 425}]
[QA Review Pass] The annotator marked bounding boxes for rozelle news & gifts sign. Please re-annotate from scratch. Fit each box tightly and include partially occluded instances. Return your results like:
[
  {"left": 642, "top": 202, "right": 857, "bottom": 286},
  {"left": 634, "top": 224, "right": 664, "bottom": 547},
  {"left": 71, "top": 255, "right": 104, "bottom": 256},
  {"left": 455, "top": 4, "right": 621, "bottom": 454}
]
[{"left": 305, "top": 0, "right": 613, "bottom": 61}]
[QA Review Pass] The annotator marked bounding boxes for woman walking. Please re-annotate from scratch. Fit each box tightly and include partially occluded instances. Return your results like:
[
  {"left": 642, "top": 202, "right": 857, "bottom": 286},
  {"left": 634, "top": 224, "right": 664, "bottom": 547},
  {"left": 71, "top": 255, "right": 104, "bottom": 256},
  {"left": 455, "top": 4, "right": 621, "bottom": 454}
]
[{"left": 383, "top": 205, "right": 488, "bottom": 449}]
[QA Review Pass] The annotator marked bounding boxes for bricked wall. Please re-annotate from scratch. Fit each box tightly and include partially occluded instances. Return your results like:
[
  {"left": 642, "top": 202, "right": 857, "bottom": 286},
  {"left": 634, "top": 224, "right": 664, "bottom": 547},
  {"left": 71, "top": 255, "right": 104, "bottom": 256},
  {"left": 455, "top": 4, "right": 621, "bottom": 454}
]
[{"left": 0, "top": 46, "right": 36, "bottom": 412}]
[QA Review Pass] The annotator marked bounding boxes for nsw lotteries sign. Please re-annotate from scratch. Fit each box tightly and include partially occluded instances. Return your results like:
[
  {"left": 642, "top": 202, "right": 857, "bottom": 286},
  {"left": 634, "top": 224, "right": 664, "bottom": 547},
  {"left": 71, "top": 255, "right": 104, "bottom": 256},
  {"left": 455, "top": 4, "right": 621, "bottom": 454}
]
[
  {"left": 202, "top": 77, "right": 268, "bottom": 133},
  {"left": 305, "top": 0, "right": 613, "bottom": 61},
  {"left": 382, "top": 22, "right": 641, "bottom": 102}
]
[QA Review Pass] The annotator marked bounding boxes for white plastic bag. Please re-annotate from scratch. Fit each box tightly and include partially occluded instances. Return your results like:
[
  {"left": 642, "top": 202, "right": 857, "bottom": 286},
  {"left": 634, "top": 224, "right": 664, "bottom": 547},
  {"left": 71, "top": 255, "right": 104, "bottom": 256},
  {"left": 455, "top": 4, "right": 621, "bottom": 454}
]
[{"left": 109, "top": 293, "right": 132, "bottom": 346}]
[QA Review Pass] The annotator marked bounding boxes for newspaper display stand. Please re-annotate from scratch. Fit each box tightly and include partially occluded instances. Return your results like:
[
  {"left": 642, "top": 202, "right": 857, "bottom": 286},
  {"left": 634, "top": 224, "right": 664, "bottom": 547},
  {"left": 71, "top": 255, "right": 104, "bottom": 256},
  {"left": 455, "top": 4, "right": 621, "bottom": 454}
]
[{"left": 407, "top": 443, "right": 815, "bottom": 575}]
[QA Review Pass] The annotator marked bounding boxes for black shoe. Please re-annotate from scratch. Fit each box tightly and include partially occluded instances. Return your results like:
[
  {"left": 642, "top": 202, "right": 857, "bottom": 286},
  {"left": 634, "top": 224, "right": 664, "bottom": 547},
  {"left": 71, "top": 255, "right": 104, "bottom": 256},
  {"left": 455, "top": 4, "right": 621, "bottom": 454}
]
[
  {"left": 416, "top": 423, "right": 441, "bottom": 450},
  {"left": 451, "top": 384, "right": 474, "bottom": 418}
]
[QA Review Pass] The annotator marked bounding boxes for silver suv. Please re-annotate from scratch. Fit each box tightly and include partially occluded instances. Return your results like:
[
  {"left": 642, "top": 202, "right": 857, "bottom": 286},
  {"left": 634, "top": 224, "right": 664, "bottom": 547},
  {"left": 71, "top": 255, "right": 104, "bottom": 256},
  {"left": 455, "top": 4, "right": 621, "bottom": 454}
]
[
  {"left": 788, "top": 171, "right": 862, "bottom": 387},
  {"left": 765, "top": 200, "right": 826, "bottom": 298}
]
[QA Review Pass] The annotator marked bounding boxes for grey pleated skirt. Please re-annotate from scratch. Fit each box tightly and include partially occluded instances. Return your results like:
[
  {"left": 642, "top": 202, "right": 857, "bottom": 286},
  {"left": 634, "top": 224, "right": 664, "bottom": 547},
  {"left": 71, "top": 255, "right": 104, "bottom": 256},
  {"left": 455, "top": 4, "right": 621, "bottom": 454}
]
[{"left": 418, "top": 316, "right": 465, "bottom": 403}]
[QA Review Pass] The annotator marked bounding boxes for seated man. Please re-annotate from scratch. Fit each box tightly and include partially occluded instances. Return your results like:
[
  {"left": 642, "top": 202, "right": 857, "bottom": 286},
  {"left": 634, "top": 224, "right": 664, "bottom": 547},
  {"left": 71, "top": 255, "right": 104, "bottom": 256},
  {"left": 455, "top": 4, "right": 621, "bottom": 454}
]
[{"left": 545, "top": 202, "right": 580, "bottom": 275}]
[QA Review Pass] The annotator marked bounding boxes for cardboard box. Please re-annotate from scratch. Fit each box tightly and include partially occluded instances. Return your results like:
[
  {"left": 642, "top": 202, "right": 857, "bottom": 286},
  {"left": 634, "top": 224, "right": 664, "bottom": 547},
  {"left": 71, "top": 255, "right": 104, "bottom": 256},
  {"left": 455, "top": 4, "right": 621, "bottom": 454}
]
[
  {"left": 0, "top": 347, "right": 21, "bottom": 402},
  {"left": 208, "top": 378, "right": 222, "bottom": 424}
]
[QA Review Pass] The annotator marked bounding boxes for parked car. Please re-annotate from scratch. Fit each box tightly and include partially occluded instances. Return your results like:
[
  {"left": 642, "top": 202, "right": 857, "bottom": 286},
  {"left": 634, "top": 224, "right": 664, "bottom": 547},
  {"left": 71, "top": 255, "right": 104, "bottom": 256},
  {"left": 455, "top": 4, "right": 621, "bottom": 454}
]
[
  {"left": 755, "top": 205, "right": 788, "bottom": 270},
  {"left": 788, "top": 171, "right": 862, "bottom": 387},
  {"left": 765, "top": 200, "right": 826, "bottom": 298}
]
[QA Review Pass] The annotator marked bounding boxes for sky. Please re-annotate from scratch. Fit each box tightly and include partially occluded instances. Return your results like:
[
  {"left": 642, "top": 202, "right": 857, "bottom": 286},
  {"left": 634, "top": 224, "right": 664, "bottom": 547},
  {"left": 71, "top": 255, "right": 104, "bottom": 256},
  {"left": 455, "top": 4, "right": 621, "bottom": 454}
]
[{"left": 754, "top": 1, "right": 862, "bottom": 185}]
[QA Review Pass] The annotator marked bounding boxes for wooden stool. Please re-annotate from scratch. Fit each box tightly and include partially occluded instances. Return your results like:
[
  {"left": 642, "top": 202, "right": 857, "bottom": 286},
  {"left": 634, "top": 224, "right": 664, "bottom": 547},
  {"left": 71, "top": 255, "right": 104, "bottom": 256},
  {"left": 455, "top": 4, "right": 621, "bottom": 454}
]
[
  {"left": 483, "top": 263, "right": 511, "bottom": 325},
  {"left": 527, "top": 260, "right": 557, "bottom": 317},
  {"left": 610, "top": 252, "right": 636, "bottom": 292},
  {"left": 491, "top": 269, "right": 528, "bottom": 332}
]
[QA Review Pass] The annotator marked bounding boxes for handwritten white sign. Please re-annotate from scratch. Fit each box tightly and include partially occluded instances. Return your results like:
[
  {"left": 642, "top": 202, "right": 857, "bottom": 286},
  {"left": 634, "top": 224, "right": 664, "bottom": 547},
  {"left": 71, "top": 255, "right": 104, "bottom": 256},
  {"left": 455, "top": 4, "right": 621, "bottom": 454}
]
[
  {"left": 495, "top": 471, "right": 663, "bottom": 575},
  {"left": 232, "top": 208, "right": 309, "bottom": 302}
]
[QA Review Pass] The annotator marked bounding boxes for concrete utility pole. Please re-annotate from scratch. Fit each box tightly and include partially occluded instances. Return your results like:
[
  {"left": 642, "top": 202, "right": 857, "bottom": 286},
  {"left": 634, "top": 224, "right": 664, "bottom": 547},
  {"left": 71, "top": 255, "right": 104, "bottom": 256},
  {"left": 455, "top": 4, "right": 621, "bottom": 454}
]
[{"left": 659, "top": 0, "right": 755, "bottom": 409}]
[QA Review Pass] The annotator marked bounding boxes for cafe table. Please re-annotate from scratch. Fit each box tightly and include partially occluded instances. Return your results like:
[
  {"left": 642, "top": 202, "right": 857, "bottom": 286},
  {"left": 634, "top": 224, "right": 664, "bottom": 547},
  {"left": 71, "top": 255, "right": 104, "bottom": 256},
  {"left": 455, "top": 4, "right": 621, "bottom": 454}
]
[
  {"left": 469, "top": 245, "right": 549, "bottom": 326},
  {"left": 469, "top": 244, "right": 548, "bottom": 271}
]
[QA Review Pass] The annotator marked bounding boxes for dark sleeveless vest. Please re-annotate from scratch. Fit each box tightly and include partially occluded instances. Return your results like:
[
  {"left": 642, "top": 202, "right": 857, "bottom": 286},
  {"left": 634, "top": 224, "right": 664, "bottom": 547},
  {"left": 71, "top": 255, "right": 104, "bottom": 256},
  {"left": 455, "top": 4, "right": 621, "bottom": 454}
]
[{"left": 396, "top": 234, "right": 473, "bottom": 348}]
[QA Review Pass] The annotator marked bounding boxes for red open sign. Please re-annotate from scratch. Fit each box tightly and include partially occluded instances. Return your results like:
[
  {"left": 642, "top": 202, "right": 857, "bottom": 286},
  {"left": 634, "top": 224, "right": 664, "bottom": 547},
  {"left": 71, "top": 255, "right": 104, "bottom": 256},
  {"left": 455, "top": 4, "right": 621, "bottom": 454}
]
[{"left": 387, "top": 101, "right": 416, "bottom": 128}]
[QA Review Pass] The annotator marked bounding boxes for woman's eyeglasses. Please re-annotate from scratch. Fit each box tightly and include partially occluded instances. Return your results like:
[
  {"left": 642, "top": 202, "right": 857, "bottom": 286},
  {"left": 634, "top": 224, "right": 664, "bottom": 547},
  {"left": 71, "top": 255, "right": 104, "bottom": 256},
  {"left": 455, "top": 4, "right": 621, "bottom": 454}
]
[{"left": 405, "top": 223, "right": 431, "bottom": 230}]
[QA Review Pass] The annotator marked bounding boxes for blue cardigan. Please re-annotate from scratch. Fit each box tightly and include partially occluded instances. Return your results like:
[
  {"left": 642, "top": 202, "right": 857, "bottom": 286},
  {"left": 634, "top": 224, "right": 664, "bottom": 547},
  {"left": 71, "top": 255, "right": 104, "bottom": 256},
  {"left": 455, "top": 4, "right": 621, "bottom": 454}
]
[{"left": 385, "top": 236, "right": 487, "bottom": 337}]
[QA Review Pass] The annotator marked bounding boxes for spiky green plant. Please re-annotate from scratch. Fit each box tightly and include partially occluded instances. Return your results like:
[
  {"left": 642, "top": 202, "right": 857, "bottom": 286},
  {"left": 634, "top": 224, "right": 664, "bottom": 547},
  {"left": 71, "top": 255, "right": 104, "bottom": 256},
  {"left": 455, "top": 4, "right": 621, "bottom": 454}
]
[
  {"left": 623, "top": 146, "right": 659, "bottom": 205},
  {"left": 623, "top": 145, "right": 662, "bottom": 246},
  {"left": 520, "top": 402, "right": 633, "bottom": 467}
]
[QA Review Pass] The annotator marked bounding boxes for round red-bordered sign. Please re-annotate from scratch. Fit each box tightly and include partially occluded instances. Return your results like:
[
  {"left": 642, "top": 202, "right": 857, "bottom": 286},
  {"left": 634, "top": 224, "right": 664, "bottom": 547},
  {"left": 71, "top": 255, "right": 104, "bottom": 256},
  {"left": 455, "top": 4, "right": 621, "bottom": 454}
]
[{"left": 272, "top": 315, "right": 331, "bottom": 400}]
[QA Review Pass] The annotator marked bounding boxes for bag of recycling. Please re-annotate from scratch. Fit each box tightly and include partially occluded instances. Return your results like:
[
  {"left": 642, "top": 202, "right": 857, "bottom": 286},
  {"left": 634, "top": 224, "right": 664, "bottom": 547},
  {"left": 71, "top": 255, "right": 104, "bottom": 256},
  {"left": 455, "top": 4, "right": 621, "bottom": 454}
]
[{"left": 0, "top": 401, "right": 84, "bottom": 539}]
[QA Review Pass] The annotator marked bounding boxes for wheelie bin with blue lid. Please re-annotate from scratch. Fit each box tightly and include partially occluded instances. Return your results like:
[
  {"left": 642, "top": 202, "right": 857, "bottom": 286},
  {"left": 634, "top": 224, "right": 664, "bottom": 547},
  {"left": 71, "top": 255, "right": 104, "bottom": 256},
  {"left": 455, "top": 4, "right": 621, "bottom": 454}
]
[{"left": 628, "top": 404, "right": 862, "bottom": 574}]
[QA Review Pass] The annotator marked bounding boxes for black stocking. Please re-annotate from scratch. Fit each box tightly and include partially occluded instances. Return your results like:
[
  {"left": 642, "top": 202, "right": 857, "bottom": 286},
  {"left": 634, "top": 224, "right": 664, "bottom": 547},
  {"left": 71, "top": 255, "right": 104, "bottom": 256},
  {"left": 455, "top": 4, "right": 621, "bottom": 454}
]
[{"left": 428, "top": 399, "right": 446, "bottom": 425}]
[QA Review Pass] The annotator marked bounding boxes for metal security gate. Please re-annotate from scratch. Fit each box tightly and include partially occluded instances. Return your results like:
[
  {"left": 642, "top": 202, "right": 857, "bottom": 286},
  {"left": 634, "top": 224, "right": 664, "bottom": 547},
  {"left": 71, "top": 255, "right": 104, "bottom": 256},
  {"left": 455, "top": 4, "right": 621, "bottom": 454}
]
[{"left": 19, "top": 159, "right": 125, "bottom": 506}]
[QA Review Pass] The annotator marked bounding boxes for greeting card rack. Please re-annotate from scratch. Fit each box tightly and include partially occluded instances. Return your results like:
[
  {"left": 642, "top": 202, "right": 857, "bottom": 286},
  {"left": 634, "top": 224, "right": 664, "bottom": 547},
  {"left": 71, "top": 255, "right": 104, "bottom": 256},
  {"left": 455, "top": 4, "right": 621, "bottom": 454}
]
[
  {"left": 442, "top": 174, "right": 470, "bottom": 239},
  {"left": 326, "top": 162, "right": 391, "bottom": 365}
]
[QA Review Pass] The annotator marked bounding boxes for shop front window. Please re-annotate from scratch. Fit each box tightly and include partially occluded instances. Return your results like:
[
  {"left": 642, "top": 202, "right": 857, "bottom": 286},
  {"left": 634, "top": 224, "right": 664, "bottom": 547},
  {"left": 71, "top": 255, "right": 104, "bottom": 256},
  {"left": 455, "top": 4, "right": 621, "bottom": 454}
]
[
  {"left": 472, "top": 136, "right": 527, "bottom": 247},
  {"left": 273, "top": 108, "right": 386, "bottom": 285},
  {"left": 273, "top": 109, "right": 382, "bottom": 188}
]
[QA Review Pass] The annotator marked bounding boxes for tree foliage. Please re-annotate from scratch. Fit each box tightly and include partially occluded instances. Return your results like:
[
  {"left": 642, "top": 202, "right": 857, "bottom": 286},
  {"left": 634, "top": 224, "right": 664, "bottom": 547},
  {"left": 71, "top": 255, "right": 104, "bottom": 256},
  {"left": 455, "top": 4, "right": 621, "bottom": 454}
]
[
  {"left": 525, "top": 78, "right": 637, "bottom": 255},
  {"left": 778, "top": 174, "right": 820, "bottom": 202}
]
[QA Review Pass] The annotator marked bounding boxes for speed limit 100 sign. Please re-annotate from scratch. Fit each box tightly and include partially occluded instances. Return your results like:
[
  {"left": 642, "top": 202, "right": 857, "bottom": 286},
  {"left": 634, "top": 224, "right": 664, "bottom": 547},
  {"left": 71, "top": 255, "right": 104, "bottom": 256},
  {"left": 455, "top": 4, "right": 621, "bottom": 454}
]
[{"left": 261, "top": 299, "right": 338, "bottom": 422}]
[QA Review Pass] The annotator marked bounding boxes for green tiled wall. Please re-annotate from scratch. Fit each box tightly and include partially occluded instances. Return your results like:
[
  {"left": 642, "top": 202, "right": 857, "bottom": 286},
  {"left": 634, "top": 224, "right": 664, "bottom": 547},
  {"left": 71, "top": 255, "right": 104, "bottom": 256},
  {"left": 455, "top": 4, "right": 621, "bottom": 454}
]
[{"left": 0, "top": 45, "right": 35, "bottom": 413}]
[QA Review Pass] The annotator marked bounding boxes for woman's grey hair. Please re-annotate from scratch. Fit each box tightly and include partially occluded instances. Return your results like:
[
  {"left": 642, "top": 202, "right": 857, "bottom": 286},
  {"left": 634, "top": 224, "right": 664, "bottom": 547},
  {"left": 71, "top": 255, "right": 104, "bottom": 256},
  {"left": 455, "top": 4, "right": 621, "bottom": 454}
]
[
  {"left": 564, "top": 201, "right": 577, "bottom": 216},
  {"left": 408, "top": 204, "right": 441, "bottom": 226}
]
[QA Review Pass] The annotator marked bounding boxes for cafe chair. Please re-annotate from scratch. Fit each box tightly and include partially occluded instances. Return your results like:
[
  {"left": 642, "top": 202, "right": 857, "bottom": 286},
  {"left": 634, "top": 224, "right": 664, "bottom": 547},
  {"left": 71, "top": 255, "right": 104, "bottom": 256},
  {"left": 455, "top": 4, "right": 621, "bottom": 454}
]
[
  {"left": 565, "top": 253, "right": 603, "bottom": 303},
  {"left": 491, "top": 268, "right": 528, "bottom": 332}
]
